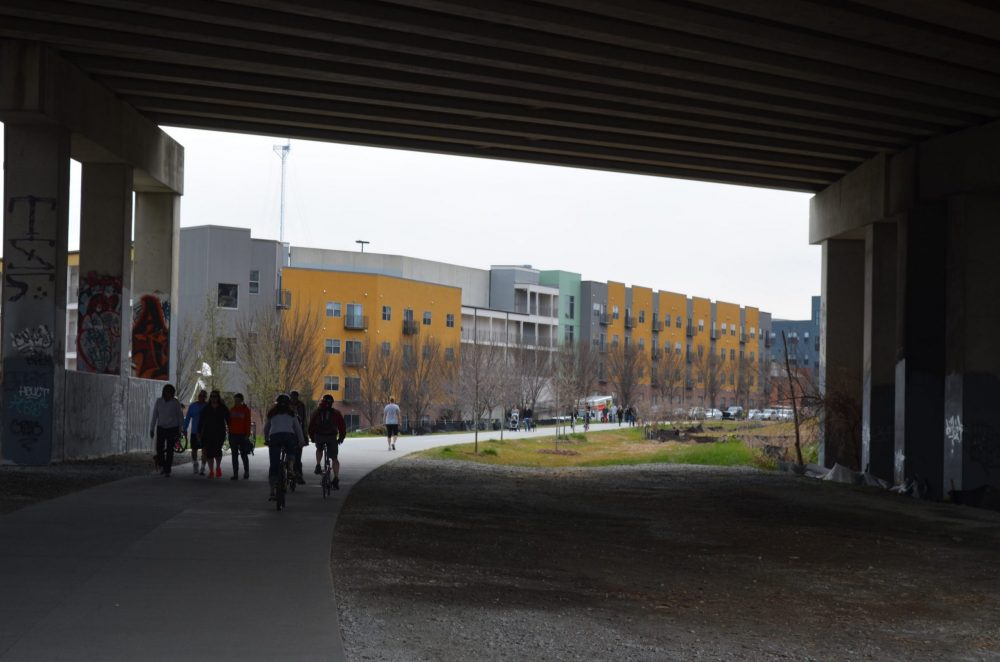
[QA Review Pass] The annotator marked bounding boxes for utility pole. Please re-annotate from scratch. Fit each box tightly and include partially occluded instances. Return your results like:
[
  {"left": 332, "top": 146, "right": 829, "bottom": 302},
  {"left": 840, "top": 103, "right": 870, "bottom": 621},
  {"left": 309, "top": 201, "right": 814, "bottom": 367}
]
[{"left": 273, "top": 139, "right": 290, "bottom": 263}]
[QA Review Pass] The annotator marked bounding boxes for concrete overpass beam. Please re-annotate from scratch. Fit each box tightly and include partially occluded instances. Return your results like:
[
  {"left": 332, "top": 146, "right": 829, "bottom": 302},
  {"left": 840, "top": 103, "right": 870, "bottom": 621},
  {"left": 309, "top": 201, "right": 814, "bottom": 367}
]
[
  {"left": 819, "top": 239, "right": 864, "bottom": 469},
  {"left": 1, "top": 123, "right": 70, "bottom": 465},
  {"left": 132, "top": 193, "right": 180, "bottom": 384},
  {"left": 894, "top": 205, "right": 947, "bottom": 497},
  {"left": 77, "top": 164, "right": 134, "bottom": 376},
  {"left": 861, "top": 223, "right": 897, "bottom": 481},
  {"left": 943, "top": 195, "right": 1000, "bottom": 493}
]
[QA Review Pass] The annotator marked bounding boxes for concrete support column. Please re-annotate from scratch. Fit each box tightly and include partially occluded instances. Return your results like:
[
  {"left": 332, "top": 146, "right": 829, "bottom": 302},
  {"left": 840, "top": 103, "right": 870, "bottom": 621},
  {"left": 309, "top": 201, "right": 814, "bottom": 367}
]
[
  {"left": 943, "top": 195, "right": 1000, "bottom": 492},
  {"left": 132, "top": 192, "right": 180, "bottom": 383},
  {"left": 1, "top": 124, "right": 70, "bottom": 465},
  {"left": 819, "top": 239, "right": 865, "bottom": 469},
  {"left": 861, "top": 223, "right": 897, "bottom": 480},
  {"left": 894, "top": 204, "right": 947, "bottom": 497},
  {"left": 77, "top": 163, "right": 134, "bottom": 376}
]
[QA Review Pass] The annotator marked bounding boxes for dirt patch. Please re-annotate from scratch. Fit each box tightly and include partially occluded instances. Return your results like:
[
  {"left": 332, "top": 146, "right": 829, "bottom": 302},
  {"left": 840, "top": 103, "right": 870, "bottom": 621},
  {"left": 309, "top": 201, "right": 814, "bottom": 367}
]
[
  {"left": 332, "top": 459, "right": 1000, "bottom": 661},
  {"left": 538, "top": 449, "right": 580, "bottom": 456}
]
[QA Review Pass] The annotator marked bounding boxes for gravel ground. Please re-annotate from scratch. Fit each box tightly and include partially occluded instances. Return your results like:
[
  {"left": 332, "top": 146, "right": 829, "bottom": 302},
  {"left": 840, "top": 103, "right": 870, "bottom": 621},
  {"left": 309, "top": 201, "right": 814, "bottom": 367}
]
[
  {"left": 332, "top": 459, "right": 1000, "bottom": 662},
  {"left": 0, "top": 452, "right": 189, "bottom": 514}
]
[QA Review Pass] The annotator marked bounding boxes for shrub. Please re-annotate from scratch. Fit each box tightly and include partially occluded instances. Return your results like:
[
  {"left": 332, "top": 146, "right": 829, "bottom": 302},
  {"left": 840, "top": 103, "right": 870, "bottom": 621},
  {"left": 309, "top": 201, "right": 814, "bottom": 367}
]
[{"left": 481, "top": 448, "right": 498, "bottom": 456}]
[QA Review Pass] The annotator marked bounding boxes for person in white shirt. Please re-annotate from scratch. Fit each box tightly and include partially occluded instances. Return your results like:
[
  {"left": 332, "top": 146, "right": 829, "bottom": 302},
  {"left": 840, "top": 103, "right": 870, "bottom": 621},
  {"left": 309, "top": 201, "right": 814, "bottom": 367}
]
[
  {"left": 149, "top": 384, "right": 184, "bottom": 477},
  {"left": 383, "top": 397, "right": 401, "bottom": 451}
]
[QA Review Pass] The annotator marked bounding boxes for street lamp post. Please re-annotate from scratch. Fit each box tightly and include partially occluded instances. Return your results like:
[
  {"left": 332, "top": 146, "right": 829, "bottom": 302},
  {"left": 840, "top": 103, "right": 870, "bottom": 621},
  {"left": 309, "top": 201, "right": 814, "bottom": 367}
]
[{"left": 356, "top": 240, "right": 370, "bottom": 253}]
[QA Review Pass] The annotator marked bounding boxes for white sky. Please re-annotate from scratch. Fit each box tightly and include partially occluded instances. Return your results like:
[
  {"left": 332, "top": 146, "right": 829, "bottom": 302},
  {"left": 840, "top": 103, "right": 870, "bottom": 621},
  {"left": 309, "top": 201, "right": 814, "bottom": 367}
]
[{"left": 1, "top": 122, "right": 819, "bottom": 319}]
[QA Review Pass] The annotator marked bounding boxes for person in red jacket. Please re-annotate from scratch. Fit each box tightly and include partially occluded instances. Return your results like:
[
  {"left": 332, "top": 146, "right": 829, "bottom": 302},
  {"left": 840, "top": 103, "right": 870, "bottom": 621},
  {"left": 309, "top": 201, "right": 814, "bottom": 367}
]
[
  {"left": 308, "top": 394, "right": 347, "bottom": 490},
  {"left": 228, "top": 393, "right": 253, "bottom": 480}
]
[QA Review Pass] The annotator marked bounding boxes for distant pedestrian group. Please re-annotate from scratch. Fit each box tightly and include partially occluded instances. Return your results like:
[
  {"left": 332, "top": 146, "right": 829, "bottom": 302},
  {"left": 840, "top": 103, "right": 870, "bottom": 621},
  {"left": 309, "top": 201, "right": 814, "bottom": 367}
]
[{"left": 150, "top": 386, "right": 348, "bottom": 501}]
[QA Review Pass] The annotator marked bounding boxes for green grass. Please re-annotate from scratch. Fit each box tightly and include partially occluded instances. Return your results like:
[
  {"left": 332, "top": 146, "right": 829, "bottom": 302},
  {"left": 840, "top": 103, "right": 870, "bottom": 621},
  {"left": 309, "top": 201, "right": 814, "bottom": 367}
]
[{"left": 417, "top": 427, "right": 759, "bottom": 469}]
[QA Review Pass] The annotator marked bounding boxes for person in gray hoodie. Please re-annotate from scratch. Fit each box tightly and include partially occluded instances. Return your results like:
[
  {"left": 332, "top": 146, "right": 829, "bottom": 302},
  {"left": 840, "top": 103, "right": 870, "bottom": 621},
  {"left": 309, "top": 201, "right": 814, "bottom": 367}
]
[
  {"left": 263, "top": 394, "right": 305, "bottom": 500},
  {"left": 149, "top": 384, "right": 184, "bottom": 477}
]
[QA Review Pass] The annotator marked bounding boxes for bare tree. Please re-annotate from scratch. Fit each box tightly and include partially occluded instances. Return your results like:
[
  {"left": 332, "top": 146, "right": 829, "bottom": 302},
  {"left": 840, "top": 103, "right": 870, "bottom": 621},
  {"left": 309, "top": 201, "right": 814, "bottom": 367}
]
[
  {"left": 173, "top": 317, "right": 202, "bottom": 402},
  {"left": 192, "top": 294, "right": 230, "bottom": 394},
  {"left": 510, "top": 342, "right": 551, "bottom": 415},
  {"left": 234, "top": 305, "right": 324, "bottom": 413},
  {"left": 399, "top": 337, "right": 454, "bottom": 433},
  {"left": 356, "top": 336, "right": 401, "bottom": 428},
  {"left": 733, "top": 355, "right": 755, "bottom": 411},
  {"left": 456, "top": 337, "right": 505, "bottom": 451},
  {"left": 652, "top": 348, "right": 685, "bottom": 418},
  {"left": 693, "top": 347, "right": 724, "bottom": 409},
  {"left": 607, "top": 342, "right": 646, "bottom": 411}
]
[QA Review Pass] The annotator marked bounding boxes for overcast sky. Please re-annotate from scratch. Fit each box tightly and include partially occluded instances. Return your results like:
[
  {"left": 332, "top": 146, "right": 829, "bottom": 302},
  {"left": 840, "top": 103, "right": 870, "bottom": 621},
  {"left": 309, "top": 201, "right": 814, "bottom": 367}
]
[{"left": 2, "top": 123, "right": 819, "bottom": 319}]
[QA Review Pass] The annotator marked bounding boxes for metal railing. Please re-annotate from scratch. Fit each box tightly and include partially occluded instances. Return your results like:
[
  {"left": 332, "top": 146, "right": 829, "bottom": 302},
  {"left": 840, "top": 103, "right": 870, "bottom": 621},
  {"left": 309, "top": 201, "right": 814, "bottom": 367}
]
[
  {"left": 402, "top": 319, "right": 420, "bottom": 335},
  {"left": 344, "top": 314, "right": 368, "bottom": 330},
  {"left": 343, "top": 350, "right": 364, "bottom": 367}
]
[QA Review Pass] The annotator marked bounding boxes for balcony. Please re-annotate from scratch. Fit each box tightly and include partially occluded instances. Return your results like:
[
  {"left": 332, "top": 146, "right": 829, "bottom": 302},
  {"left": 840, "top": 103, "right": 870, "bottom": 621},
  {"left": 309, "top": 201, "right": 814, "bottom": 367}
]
[
  {"left": 402, "top": 319, "right": 420, "bottom": 335},
  {"left": 739, "top": 332, "right": 746, "bottom": 344},
  {"left": 343, "top": 350, "right": 364, "bottom": 367},
  {"left": 624, "top": 315, "right": 634, "bottom": 329},
  {"left": 342, "top": 386, "right": 361, "bottom": 403},
  {"left": 764, "top": 335, "right": 773, "bottom": 348},
  {"left": 344, "top": 314, "right": 368, "bottom": 330},
  {"left": 710, "top": 329, "right": 718, "bottom": 340},
  {"left": 686, "top": 324, "right": 694, "bottom": 337},
  {"left": 651, "top": 350, "right": 662, "bottom": 361},
  {"left": 650, "top": 320, "right": 661, "bottom": 333},
  {"left": 599, "top": 313, "right": 610, "bottom": 326},
  {"left": 592, "top": 338, "right": 607, "bottom": 353}
]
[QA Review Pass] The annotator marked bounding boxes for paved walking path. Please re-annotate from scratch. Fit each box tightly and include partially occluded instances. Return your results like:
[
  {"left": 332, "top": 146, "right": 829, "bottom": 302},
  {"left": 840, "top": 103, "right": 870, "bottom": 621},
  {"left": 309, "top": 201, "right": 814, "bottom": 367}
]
[{"left": 0, "top": 423, "right": 623, "bottom": 661}]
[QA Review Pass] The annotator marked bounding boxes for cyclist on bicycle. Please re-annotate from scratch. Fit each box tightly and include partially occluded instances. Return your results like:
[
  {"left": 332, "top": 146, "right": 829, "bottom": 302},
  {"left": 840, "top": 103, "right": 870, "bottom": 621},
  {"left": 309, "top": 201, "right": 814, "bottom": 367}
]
[
  {"left": 264, "top": 394, "right": 304, "bottom": 501},
  {"left": 309, "top": 394, "right": 347, "bottom": 489}
]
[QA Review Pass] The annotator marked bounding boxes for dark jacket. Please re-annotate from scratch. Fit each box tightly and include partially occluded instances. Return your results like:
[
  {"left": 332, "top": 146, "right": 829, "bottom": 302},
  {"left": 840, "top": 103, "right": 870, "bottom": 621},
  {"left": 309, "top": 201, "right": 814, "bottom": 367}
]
[
  {"left": 308, "top": 406, "right": 347, "bottom": 442},
  {"left": 198, "top": 404, "right": 230, "bottom": 444}
]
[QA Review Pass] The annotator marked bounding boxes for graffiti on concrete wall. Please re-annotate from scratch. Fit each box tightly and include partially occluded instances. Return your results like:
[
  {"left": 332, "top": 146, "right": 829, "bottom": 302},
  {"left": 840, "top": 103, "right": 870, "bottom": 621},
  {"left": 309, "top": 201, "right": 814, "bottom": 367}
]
[
  {"left": 11, "top": 324, "right": 54, "bottom": 359},
  {"left": 4, "top": 196, "right": 58, "bottom": 302},
  {"left": 132, "top": 293, "right": 170, "bottom": 380},
  {"left": 77, "top": 272, "right": 123, "bottom": 374}
]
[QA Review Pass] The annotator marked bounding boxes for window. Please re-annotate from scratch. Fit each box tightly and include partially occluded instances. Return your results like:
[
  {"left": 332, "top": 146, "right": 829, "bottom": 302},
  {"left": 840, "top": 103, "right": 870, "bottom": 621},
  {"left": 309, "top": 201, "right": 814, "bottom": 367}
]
[
  {"left": 730, "top": 349, "right": 736, "bottom": 361},
  {"left": 381, "top": 341, "right": 391, "bottom": 357},
  {"left": 675, "top": 341, "right": 682, "bottom": 354},
  {"left": 217, "top": 283, "right": 238, "bottom": 309},
  {"left": 624, "top": 336, "right": 631, "bottom": 348},
  {"left": 750, "top": 352, "right": 755, "bottom": 361},
  {"left": 568, "top": 295, "right": 575, "bottom": 319},
  {"left": 804, "top": 355, "right": 810, "bottom": 365},
  {"left": 217, "top": 337, "right": 236, "bottom": 362},
  {"left": 423, "top": 311, "right": 432, "bottom": 326},
  {"left": 722, "top": 322, "right": 728, "bottom": 333},
  {"left": 403, "top": 308, "right": 414, "bottom": 321},
  {"left": 731, "top": 326, "right": 736, "bottom": 336},
  {"left": 638, "top": 338, "right": 645, "bottom": 349},
  {"left": 345, "top": 340, "right": 363, "bottom": 364},
  {"left": 325, "top": 338, "right": 341, "bottom": 355},
  {"left": 382, "top": 305, "right": 391, "bottom": 321},
  {"left": 698, "top": 319, "right": 705, "bottom": 332},
  {"left": 720, "top": 348, "right": 726, "bottom": 359},
  {"left": 445, "top": 347, "right": 455, "bottom": 361},
  {"left": 402, "top": 344, "right": 414, "bottom": 363},
  {"left": 698, "top": 344, "right": 704, "bottom": 357},
  {"left": 324, "top": 376, "right": 340, "bottom": 391},
  {"left": 639, "top": 310, "right": 645, "bottom": 324},
  {"left": 422, "top": 343, "right": 431, "bottom": 359},
  {"left": 664, "top": 314, "right": 671, "bottom": 326},
  {"left": 249, "top": 270, "right": 260, "bottom": 294},
  {"left": 676, "top": 316, "right": 682, "bottom": 328},
  {"left": 750, "top": 326, "right": 756, "bottom": 339},
  {"left": 446, "top": 313, "right": 455, "bottom": 328},
  {"left": 565, "top": 325, "right": 574, "bottom": 343},
  {"left": 612, "top": 305, "right": 620, "bottom": 320},
  {"left": 326, "top": 302, "right": 341, "bottom": 318}
]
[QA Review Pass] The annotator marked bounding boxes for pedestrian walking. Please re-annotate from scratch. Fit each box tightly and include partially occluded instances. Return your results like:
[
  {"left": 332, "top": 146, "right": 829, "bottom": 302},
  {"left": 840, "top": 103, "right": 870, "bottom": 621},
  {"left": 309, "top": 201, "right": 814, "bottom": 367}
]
[
  {"left": 617, "top": 405, "right": 624, "bottom": 426},
  {"left": 183, "top": 389, "right": 208, "bottom": 474},
  {"left": 198, "top": 390, "right": 229, "bottom": 478},
  {"left": 383, "top": 396, "right": 401, "bottom": 450},
  {"left": 309, "top": 394, "right": 347, "bottom": 489},
  {"left": 149, "top": 384, "right": 183, "bottom": 477},
  {"left": 228, "top": 393, "right": 253, "bottom": 480}
]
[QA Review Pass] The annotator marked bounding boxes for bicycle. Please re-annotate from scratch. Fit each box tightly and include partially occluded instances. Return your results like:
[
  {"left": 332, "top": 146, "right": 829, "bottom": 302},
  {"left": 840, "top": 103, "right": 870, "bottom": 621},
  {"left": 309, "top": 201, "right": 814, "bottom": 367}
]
[
  {"left": 273, "top": 444, "right": 294, "bottom": 511},
  {"left": 320, "top": 444, "right": 339, "bottom": 499}
]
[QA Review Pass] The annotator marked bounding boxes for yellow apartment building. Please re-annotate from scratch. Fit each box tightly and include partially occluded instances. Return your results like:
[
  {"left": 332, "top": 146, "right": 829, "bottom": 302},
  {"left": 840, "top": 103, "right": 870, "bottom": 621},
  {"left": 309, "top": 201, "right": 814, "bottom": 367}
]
[{"left": 280, "top": 267, "right": 462, "bottom": 427}]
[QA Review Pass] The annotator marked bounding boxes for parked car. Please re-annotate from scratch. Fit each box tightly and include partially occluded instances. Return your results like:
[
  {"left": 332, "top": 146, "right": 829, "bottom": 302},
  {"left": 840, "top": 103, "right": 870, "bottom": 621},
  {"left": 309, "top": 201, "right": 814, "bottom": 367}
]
[
  {"left": 688, "top": 406, "right": 705, "bottom": 420},
  {"left": 760, "top": 408, "right": 776, "bottom": 421},
  {"left": 747, "top": 409, "right": 762, "bottom": 420},
  {"left": 705, "top": 408, "right": 723, "bottom": 420},
  {"left": 725, "top": 406, "right": 744, "bottom": 420}
]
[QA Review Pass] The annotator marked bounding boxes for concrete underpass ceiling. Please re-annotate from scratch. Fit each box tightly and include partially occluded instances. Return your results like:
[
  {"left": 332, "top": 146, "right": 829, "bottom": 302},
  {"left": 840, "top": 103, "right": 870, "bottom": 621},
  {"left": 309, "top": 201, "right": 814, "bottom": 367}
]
[{"left": 2, "top": 0, "right": 1000, "bottom": 193}]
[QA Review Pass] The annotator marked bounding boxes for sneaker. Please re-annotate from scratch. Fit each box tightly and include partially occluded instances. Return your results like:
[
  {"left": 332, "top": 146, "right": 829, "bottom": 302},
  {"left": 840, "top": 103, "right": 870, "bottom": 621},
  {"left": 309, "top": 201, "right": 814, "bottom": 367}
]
[
  {"left": 193, "top": 462, "right": 199, "bottom": 474},
  {"left": 392, "top": 443, "right": 396, "bottom": 450},
  {"left": 332, "top": 477, "right": 340, "bottom": 490},
  {"left": 314, "top": 464, "right": 322, "bottom": 475},
  {"left": 243, "top": 471, "right": 249, "bottom": 480},
  {"left": 215, "top": 467, "right": 222, "bottom": 478},
  {"left": 200, "top": 466, "right": 206, "bottom": 476}
]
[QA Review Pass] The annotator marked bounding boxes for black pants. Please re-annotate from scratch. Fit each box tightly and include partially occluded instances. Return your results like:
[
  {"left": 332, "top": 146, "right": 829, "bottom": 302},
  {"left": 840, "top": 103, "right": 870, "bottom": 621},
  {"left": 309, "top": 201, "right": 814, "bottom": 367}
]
[
  {"left": 293, "top": 443, "right": 304, "bottom": 477},
  {"left": 155, "top": 426, "right": 178, "bottom": 474},
  {"left": 230, "top": 434, "right": 250, "bottom": 475}
]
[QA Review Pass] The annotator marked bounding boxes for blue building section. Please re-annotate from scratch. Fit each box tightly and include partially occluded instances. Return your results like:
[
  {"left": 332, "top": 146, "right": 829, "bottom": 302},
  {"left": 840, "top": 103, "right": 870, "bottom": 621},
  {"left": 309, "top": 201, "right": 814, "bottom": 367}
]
[{"left": 771, "top": 296, "right": 821, "bottom": 378}]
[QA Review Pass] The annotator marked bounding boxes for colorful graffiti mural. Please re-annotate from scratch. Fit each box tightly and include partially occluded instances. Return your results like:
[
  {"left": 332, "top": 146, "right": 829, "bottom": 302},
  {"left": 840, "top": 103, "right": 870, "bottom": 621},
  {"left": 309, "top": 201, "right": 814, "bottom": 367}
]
[
  {"left": 77, "top": 272, "right": 123, "bottom": 374},
  {"left": 132, "top": 293, "right": 170, "bottom": 380}
]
